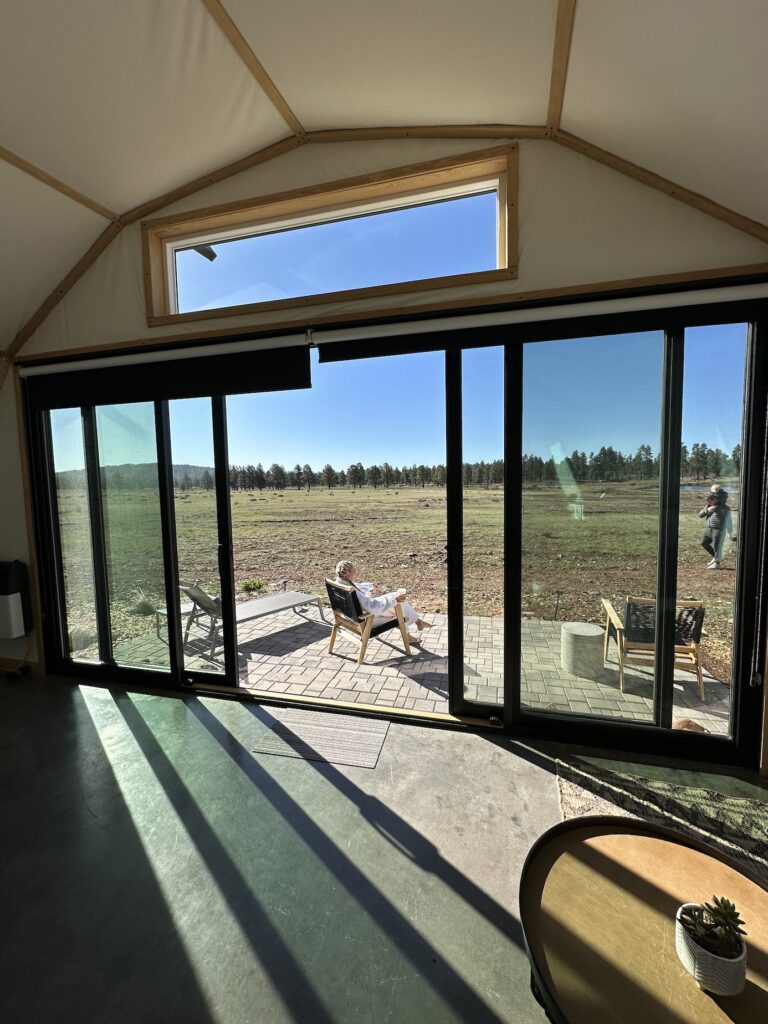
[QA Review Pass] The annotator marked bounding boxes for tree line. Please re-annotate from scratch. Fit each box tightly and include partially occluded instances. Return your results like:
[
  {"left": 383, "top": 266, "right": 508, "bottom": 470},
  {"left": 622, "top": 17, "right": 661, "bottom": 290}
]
[
  {"left": 54, "top": 441, "right": 741, "bottom": 492},
  {"left": 227, "top": 462, "right": 449, "bottom": 491},
  {"left": 522, "top": 443, "right": 741, "bottom": 484}
]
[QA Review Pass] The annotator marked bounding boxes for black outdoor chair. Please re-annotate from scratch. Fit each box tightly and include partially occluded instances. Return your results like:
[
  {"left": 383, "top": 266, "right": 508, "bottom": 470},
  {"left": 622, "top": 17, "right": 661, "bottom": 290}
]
[
  {"left": 324, "top": 578, "right": 411, "bottom": 664},
  {"left": 601, "top": 596, "right": 706, "bottom": 700}
]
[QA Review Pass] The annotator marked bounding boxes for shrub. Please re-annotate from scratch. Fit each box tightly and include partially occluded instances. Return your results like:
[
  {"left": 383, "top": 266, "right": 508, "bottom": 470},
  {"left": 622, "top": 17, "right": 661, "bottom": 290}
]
[
  {"left": 69, "top": 626, "right": 98, "bottom": 651},
  {"left": 131, "top": 589, "right": 157, "bottom": 616},
  {"left": 241, "top": 578, "right": 265, "bottom": 593}
]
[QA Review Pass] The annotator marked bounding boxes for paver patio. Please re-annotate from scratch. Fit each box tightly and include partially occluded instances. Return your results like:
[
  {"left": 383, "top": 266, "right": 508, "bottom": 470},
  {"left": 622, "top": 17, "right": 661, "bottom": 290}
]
[{"left": 117, "top": 604, "right": 731, "bottom": 734}]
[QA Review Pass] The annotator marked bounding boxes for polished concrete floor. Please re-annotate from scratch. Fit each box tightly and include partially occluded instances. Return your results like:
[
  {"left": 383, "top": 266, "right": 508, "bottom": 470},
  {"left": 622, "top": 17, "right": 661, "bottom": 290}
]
[{"left": 0, "top": 676, "right": 560, "bottom": 1023}]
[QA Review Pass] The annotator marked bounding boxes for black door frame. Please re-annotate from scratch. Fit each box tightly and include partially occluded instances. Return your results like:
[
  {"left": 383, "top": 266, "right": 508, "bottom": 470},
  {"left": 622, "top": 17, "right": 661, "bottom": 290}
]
[{"left": 22, "top": 299, "right": 768, "bottom": 766}]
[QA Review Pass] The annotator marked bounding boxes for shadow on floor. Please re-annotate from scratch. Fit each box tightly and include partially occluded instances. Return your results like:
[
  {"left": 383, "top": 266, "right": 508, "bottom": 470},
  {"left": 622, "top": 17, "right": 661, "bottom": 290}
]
[{"left": 0, "top": 678, "right": 218, "bottom": 1024}]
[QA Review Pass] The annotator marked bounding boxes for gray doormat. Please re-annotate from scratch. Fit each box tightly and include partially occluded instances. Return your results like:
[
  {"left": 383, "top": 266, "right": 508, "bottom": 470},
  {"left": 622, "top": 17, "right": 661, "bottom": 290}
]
[
  {"left": 557, "top": 756, "right": 768, "bottom": 887},
  {"left": 252, "top": 706, "right": 390, "bottom": 768}
]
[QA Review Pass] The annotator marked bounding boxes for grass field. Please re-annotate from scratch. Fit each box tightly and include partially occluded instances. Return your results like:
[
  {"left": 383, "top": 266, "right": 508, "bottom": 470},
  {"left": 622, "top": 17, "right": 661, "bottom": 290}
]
[{"left": 56, "top": 480, "right": 738, "bottom": 682}]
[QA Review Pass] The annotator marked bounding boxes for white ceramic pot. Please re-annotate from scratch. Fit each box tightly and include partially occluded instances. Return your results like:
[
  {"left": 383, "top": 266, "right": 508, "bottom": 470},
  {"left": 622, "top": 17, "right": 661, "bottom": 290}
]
[{"left": 675, "top": 903, "right": 747, "bottom": 996}]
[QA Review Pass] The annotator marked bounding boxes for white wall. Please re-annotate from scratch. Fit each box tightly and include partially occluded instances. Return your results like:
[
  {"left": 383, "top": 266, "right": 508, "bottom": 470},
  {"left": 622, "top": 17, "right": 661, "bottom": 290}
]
[
  {"left": 21, "top": 138, "right": 768, "bottom": 356},
  {"left": 3, "top": 136, "right": 768, "bottom": 660}
]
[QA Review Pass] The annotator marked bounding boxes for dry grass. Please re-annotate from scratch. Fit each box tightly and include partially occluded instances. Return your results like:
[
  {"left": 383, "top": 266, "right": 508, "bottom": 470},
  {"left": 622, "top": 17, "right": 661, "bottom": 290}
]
[{"left": 55, "top": 482, "right": 738, "bottom": 681}]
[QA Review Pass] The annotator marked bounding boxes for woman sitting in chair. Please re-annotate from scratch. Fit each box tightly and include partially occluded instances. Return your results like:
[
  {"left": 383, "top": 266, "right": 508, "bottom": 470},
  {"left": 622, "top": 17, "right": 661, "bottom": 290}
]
[{"left": 334, "top": 560, "right": 430, "bottom": 644}]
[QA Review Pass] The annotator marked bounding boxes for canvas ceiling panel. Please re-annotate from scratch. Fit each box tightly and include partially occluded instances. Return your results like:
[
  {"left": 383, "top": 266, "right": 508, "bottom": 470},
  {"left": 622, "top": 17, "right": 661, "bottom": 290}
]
[
  {"left": 0, "top": 160, "right": 107, "bottom": 350},
  {"left": 0, "top": 0, "right": 289, "bottom": 213},
  {"left": 225, "top": 0, "right": 557, "bottom": 128},
  {"left": 563, "top": 0, "right": 768, "bottom": 225}
]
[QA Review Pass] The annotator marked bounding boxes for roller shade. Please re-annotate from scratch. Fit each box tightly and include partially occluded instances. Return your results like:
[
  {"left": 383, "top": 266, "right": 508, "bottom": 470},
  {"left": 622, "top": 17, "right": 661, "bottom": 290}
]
[
  {"left": 21, "top": 338, "right": 311, "bottom": 409},
  {"left": 316, "top": 284, "right": 768, "bottom": 362}
]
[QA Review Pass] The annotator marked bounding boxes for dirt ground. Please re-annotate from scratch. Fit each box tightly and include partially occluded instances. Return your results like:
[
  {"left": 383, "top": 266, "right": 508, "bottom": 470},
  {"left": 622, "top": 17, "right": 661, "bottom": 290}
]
[{"left": 56, "top": 481, "right": 738, "bottom": 682}]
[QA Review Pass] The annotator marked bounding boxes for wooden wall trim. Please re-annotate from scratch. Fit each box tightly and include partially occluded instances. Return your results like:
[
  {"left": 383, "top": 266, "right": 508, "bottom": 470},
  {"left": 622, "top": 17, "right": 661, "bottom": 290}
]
[
  {"left": 141, "top": 144, "right": 518, "bottom": 323},
  {"left": 201, "top": 0, "right": 305, "bottom": 137},
  {"left": 0, "top": 143, "right": 118, "bottom": 222},
  {"left": 141, "top": 143, "right": 516, "bottom": 233},
  {"left": 15, "top": 260, "right": 768, "bottom": 367},
  {"left": 554, "top": 130, "right": 768, "bottom": 244},
  {"left": 547, "top": 0, "right": 577, "bottom": 133}
]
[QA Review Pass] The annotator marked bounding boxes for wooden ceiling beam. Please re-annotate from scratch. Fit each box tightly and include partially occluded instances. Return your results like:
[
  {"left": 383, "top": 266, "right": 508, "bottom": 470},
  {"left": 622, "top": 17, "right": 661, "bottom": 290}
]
[
  {"left": 547, "top": 0, "right": 577, "bottom": 134},
  {"left": 305, "top": 125, "right": 547, "bottom": 143},
  {"left": 201, "top": 0, "right": 305, "bottom": 138},
  {"left": 554, "top": 130, "right": 768, "bottom": 244},
  {"left": 0, "top": 144, "right": 117, "bottom": 221}
]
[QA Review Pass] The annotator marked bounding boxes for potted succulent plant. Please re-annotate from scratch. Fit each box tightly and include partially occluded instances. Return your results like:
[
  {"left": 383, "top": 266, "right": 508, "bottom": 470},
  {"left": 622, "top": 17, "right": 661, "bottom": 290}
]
[{"left": 675, "top": 896, "right": 747, "bottom": 996}]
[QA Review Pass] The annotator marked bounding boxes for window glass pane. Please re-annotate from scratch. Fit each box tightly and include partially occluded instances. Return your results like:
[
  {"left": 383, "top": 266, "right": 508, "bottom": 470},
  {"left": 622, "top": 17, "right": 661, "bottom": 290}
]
[
  {"left": 226, "top": 350, "right": 448, "bottom": 712},
  {"left": 168, "top": 398, "right": 224, "bottom": 677},
  {"left": 673, "top": 324, "right": 747, "bottom": 736},
  {"left": 95, "top": 403, "right": 169, "bottom": 670},
  {"left": 521, "top": 332, "right": 664, "bottom": 723},
  {"left": 49, "top": 408, "right": 98, "bottom": 660},
  {"left": 462, "top": 347, "right": 504, "bottom": 706},
  {"left": 176, "top": 192, "right": 497, "bottom": 313}
]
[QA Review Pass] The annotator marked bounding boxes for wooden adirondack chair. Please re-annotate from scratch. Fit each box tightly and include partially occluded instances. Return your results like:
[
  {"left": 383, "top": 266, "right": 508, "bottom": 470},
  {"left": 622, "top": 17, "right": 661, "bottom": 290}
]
[
  {"left": 601, "top": 596, "right": 706, "bottom": 701},
  {"left": 324, "top": 578, "right": 411, "bottom": 665}
]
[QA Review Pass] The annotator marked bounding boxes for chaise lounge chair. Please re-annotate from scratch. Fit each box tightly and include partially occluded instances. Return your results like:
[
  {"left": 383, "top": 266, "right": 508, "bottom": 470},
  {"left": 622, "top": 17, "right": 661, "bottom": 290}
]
[
  {"left": 156, "top": 579, "right": 325, "bottom": 658},
  {"left": 324, "top": 578, "right": 411, "bottom": 665},
  {"left": 600, "top": 596, "right": 706, "bottom": 700}
]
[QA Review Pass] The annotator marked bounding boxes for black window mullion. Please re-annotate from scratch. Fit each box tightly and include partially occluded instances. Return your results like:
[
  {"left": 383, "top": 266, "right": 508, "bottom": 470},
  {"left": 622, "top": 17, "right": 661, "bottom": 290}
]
[
  {"left": 82, "top": 406, "right": 114, "bottom": 664},
  {"left": 730, "top": 322, "right": 768, "bottom": 758},
  {"left": 211, "top": 396, "right": 238, "bottom": 686},
  {"left": 505, "top": 342, "right": 523, "bottom": 729},
  {"left": 445, "top": 349, "right": 464, "bottom": 715},
  {"left": 654, "top": 329, "right": 684, "bottom": 729},
  {"left": 154, "top": 401, "right": 183, "bottom": 684}
]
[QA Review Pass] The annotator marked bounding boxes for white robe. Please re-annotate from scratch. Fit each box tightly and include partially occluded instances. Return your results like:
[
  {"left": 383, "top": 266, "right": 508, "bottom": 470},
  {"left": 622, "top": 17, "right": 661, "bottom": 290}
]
[{"left": 336, "top": 578, "right": 421, "bottom": 628}]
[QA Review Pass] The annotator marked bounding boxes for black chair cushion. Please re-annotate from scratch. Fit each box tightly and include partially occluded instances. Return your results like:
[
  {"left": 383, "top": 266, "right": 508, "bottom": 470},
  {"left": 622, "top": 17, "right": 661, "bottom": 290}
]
[
  {"left": 325, "top": 580, "right": 365, "bottom": 621},
  {"left": 624, "top": 601, "right": 704, "bottom": 645},
  {"left": 370, "top": 618, "right": 402, "bottom": 638}
]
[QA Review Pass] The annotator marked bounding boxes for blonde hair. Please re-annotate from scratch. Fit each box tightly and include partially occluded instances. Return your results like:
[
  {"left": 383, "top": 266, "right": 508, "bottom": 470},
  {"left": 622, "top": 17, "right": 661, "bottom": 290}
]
[{"left": 336, "top": 560, "right": 355, "bottom": 580}]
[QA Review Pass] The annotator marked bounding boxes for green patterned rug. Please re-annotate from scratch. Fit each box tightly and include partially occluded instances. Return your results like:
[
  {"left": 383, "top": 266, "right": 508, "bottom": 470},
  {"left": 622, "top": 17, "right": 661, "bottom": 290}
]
[{"left": 557, "top": 756, "right": 768, "bottom": 887}]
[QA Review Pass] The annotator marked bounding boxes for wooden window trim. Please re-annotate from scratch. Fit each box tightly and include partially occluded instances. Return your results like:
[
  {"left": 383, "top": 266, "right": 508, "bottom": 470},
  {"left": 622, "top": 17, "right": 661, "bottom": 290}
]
[{"left": 141, "top": 144, "right": 518, "bottom": 327}]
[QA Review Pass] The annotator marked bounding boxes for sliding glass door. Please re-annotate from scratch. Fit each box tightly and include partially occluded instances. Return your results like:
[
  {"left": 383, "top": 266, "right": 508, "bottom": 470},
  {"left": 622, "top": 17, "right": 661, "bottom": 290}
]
[
  {"left": 520, "top": 331, "right": 664, "bottom": 723},
  {"left": 514, "top": 322, "right": 761, "bottom": 752},
  {"left": 40, "top": 397, "right": 237, "bottom": 687},
  {"left": 93, "top": 402, "right": 170, "bottom": 671},
  {"left": 26, "top": 313, "right": 767, "bottom": 762}
]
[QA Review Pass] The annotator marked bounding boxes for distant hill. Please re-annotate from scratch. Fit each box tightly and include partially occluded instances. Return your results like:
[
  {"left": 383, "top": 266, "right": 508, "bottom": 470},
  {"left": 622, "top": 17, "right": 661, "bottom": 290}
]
[{"left": 55, "top": 463, "right": 214, "bottom": 489}]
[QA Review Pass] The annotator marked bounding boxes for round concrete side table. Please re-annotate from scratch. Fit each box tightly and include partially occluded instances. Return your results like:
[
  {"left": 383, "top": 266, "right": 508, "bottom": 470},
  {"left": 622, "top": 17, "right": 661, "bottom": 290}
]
[{"left": 560, "top": 621, "right": 605, "bottom": 680}]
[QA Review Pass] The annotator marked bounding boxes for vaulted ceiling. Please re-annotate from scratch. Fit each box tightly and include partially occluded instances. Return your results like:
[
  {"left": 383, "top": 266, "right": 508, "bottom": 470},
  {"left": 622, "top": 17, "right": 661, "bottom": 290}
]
[{"left": 2, "top": 0, "right": 767, "bottom": 357}]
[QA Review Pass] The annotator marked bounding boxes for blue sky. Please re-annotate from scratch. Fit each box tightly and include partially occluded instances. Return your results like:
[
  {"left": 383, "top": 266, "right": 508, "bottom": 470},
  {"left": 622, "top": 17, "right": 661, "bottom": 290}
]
[
  {"left": 51, "top": 327, "right": 747, "bottom": 472},
  {"left": 175, "top": 191, "right": 498, "bottom": 312},
  {"left": 49, "top": 189, "right": 748, "bottom": 472}
]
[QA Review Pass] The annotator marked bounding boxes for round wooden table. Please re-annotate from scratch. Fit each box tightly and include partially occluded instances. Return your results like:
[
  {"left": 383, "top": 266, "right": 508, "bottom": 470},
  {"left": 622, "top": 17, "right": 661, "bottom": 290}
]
[{"left": 519, "top": 817, "right": 768, "bottom": 1024}]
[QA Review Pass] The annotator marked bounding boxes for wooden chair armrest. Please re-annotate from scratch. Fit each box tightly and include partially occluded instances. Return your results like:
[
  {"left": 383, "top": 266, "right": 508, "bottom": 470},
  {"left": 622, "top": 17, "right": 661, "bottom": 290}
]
[{"left": 600, "top": 598, "right": 624, "bottom": 633}]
